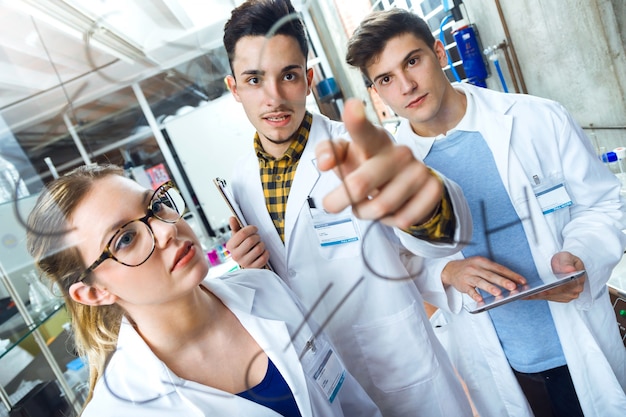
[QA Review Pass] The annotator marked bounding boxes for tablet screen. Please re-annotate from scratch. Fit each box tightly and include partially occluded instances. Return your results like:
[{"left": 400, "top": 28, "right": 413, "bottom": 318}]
[{"left": 464, "top": 270, "right": 586, "bottom": 314}]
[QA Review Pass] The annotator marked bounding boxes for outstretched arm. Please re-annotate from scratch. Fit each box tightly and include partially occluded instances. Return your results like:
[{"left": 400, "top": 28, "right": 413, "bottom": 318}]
[{"left": 315, "top": 98, "right": 445, "bottom": 230}]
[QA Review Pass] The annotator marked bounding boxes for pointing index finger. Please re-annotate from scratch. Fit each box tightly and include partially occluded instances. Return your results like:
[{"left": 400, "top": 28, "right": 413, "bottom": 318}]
[{"left": 342, "top": 98, "right": 392, "bottom": 158}]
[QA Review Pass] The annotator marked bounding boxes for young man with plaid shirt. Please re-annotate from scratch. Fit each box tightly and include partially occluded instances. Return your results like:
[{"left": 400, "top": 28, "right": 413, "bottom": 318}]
[{"left": 222, "top": 1, "right": 474, "bottom": 415}]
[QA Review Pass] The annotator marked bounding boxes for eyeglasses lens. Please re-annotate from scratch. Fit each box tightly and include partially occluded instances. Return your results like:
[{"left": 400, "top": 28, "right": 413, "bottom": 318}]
[
  {"left": 110, "top": 221, "right": 155, "bottom": 266},
  {"left": 110, "top": 185, "right": 186, "bottom": 267},
  {"left": 152, "top": 186, "right": 186, "bottom": 222}
]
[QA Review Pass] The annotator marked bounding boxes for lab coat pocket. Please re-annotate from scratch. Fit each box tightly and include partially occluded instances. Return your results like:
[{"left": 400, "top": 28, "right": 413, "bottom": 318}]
[{"left": 353, "top": 301, "right": 438, "bottom": 392}]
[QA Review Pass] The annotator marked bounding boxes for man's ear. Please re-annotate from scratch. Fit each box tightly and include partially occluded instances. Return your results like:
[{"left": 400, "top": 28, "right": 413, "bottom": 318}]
[
  {"left": 225, "top": 75, "right": 241, "bottom": 102},
  {"left": 433, "top": 39, "right": 448, "bottom": 68},
  {"left": 69, "top": 281, "right": 117, "bottom": 306}
]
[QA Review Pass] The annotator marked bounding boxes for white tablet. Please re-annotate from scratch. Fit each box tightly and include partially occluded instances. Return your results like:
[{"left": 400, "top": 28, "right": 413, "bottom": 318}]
[{"left": 464, "top": 270, "right": 586, "bottom": 314}]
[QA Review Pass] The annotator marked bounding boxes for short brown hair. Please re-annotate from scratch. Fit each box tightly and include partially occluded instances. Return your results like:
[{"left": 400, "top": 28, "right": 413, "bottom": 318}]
[
  {"left": 346, "top": 8, "right": 436, "bottom": 83},
  {"left": 223, "top": 0, "right": 308, "bottom": 73}
]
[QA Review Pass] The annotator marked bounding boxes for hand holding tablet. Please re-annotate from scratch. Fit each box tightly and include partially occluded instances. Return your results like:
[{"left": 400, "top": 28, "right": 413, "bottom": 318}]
[{"left": 464, "top": 270, "right": 586, "bottom": 314}]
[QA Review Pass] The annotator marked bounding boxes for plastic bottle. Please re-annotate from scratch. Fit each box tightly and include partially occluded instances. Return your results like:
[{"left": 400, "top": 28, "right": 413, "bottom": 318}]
[
  {"left": 63, "top": 357, "right": 89, "bottom": 404},
  {"left": 452, "top": 19, "right": 488, "bottom": 88},
  {"left": 613, "top": 147, "right": 626, "bottom": 189},
  {"left": 207, "top": 236, "right": 221, "bottom": 267},
  {"left": 213, "top": 222, "right": 232, "bottom": 263},
  {"left": 601, "top": 151, "right": 620, "bottom": 175}
]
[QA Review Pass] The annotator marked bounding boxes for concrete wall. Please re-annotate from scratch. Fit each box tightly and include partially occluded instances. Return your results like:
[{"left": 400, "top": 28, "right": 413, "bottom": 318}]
[{"left": 464, "top": 0, "right": 626, "bottom": 152}]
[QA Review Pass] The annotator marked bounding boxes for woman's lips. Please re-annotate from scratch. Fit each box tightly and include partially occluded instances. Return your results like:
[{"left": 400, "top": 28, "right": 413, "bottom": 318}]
[{"left": 172, "top": 242, "right": 195, "bottom": 271}]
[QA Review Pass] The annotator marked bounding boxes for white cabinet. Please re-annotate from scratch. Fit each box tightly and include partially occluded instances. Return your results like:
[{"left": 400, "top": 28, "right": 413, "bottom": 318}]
[{"left": 163, "top": 94, "right": 255, "bottom": 231}]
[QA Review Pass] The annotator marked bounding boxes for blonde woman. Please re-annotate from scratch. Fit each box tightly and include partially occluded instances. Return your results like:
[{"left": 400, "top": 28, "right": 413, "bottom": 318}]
[{"left": 26, "top": 164, "right": 380, "bottom": 417}]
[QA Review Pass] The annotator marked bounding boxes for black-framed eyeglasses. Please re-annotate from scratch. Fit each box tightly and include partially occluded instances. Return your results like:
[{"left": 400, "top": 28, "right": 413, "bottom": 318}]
[{"left": 76, "top": 181, "right": 186, "bottom": 282}]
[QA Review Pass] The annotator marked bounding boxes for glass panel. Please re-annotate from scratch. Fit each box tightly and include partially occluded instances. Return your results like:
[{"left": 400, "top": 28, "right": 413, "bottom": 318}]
[
  {"left": 0, "top": 1, "right": 238, "bottom": 413},
  {"left": 139, "top": 47, "right": 231, "bottom": 122},
  {"left": 11, "top": 112, "right": 83, "bottom": 182},
  {"left": 0, "top": 2, "right": 116, "bottom": 109},
  {"left": 0, "top": 304, "right": 67, "bottom": 363}
]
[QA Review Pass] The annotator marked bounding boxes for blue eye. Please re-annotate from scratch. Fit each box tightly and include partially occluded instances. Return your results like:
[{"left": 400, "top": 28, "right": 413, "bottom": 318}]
[{"left": 113, "top": 228, "right": 138, "bottom": 253}]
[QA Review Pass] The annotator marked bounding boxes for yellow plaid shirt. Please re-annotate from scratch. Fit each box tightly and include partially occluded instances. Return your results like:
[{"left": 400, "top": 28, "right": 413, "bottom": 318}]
[
  {"left": 255, "top": 113, "right": 312, "bottom": 241},
  {"left": 255, "top": 112, "right": 456, "bottom": 243},
  {"left": 406, "top": 173, "right": 456, "bottom": 244}
]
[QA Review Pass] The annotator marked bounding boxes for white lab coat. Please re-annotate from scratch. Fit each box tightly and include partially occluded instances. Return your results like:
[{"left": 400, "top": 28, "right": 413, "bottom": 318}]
[
  {"left": 231, "top": 112, "right": 474, "bottom": 417},
  {"left": 396, "top": 83, "right": 626, "bottom": 417},
  {"left": 81, "top": 270, "right": 382, "bottom": 417}
]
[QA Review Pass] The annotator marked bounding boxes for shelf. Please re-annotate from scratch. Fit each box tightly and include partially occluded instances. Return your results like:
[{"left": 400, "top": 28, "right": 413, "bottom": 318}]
[{"left": 0, "top": 303, "right": 66, "bottom": 362}]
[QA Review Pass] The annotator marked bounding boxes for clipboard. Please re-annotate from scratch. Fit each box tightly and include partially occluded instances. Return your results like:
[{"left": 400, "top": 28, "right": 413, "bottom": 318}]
[
  {"left": 213, "top": 177, "right": 247, "bottom": 228},
  {"left": 464, "top": 270, "right": 586, "bottom": 314},
  {"left": 213, "top": 177, "right": 273, "bottom": 272}
]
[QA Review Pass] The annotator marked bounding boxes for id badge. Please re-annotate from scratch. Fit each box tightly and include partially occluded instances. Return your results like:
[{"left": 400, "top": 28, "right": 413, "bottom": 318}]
[
  {"left": 300, "top": 335, "right": 346, "bottom": 403},
  {"left": 534, "top": 181, "right": 573, "bottom": 215},
  {"left": 310, "top": 208, "right": 359, "bottom": 247}
]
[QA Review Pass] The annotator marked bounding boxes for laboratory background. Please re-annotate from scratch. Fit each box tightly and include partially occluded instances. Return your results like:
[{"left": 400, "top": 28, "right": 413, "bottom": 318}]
[{"left": 0, "top": 0, "right": 624, "bottom": 415}]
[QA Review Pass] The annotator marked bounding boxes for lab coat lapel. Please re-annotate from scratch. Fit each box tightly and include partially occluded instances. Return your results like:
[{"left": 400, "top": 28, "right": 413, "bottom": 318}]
[
  {"left": 468, "top": 88, "right": 514, "bottom": 190},
  {"left": 469, "top": 86, "right": 561, "bottom": 275},
  {"left": 283, "top": 133, "right": 320, "bottom": 249},
  {"left": 109, "top": 319, "right": 183, "bottom": 400},
  {"left": 207, "top": 278, "right": 314, "bottom": 417},
  {"left": 236, "top": 313, "right": 313, "bottom": 417}
]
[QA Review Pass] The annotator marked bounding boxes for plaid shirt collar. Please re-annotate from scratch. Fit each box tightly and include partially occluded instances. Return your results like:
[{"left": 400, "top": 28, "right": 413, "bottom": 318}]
[{"left": 254, "top": 111, "right": 313, "bottom": 164}]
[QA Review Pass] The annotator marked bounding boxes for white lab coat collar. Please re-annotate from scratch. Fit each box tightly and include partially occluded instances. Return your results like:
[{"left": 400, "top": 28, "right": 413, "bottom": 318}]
[
  {"left": 284, "top": 153, "right": 319, "bottom": 249},
  {"left": 398, "top": 83, "right": 514, "bottom": 164},
  {"left": 92, "top": 278, "right": 314, "bottom": 417},
  {"left": 204, "top": 278, "right": 313, "bottom": 414},
  {"left": 454, "top": 83, "right": 514, "bottom": 189}
]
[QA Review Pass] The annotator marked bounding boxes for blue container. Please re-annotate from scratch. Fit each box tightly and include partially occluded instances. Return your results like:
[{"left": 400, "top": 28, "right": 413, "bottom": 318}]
[
  {"left": 316, "top": 77, "right": 341, "bottom": 101},
  {"left": 453, "top": 24, "right": 488, "bottom": 87}
]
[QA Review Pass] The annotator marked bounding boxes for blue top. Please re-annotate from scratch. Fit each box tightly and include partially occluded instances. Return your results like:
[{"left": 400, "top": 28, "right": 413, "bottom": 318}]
[
  {"left": 424, "top": 130, "right": 566, "bottom": 373},
  {"left": 237, "top": 357, "right": 303, "bottom": 417}
]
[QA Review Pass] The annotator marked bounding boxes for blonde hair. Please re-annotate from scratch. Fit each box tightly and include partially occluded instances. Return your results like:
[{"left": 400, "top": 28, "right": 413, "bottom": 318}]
[{"left": 26, "top": 164, "right": 126, "bottom": 406}]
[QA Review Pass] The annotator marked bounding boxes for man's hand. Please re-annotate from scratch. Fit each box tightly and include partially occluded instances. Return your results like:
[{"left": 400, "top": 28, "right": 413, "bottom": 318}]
[
  {"left": 525, "top": 251, "right": 586, "bottom": 302},
  {"left": 225, "top": 216, "right": 270, "bottom": 269},
  {"left": 442, "top": 257, "right": 527, "bottom": 302},
  {"left": 315, "top": 98, "right": 442, "bottom": 230}
]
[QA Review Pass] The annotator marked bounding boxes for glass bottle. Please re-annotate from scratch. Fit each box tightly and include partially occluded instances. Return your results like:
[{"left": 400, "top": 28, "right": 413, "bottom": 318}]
[{"left": 24, "top": 270, "right": 55, "bottom": 317}]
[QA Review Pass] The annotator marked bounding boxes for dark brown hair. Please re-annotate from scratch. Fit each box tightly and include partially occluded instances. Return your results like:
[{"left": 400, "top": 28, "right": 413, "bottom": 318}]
[
  {"left": 223, "top": 0, "right": 309, "bottom": 73},
  {"left": 346, "top": 8, "right": 436, "bottom": 83}
]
